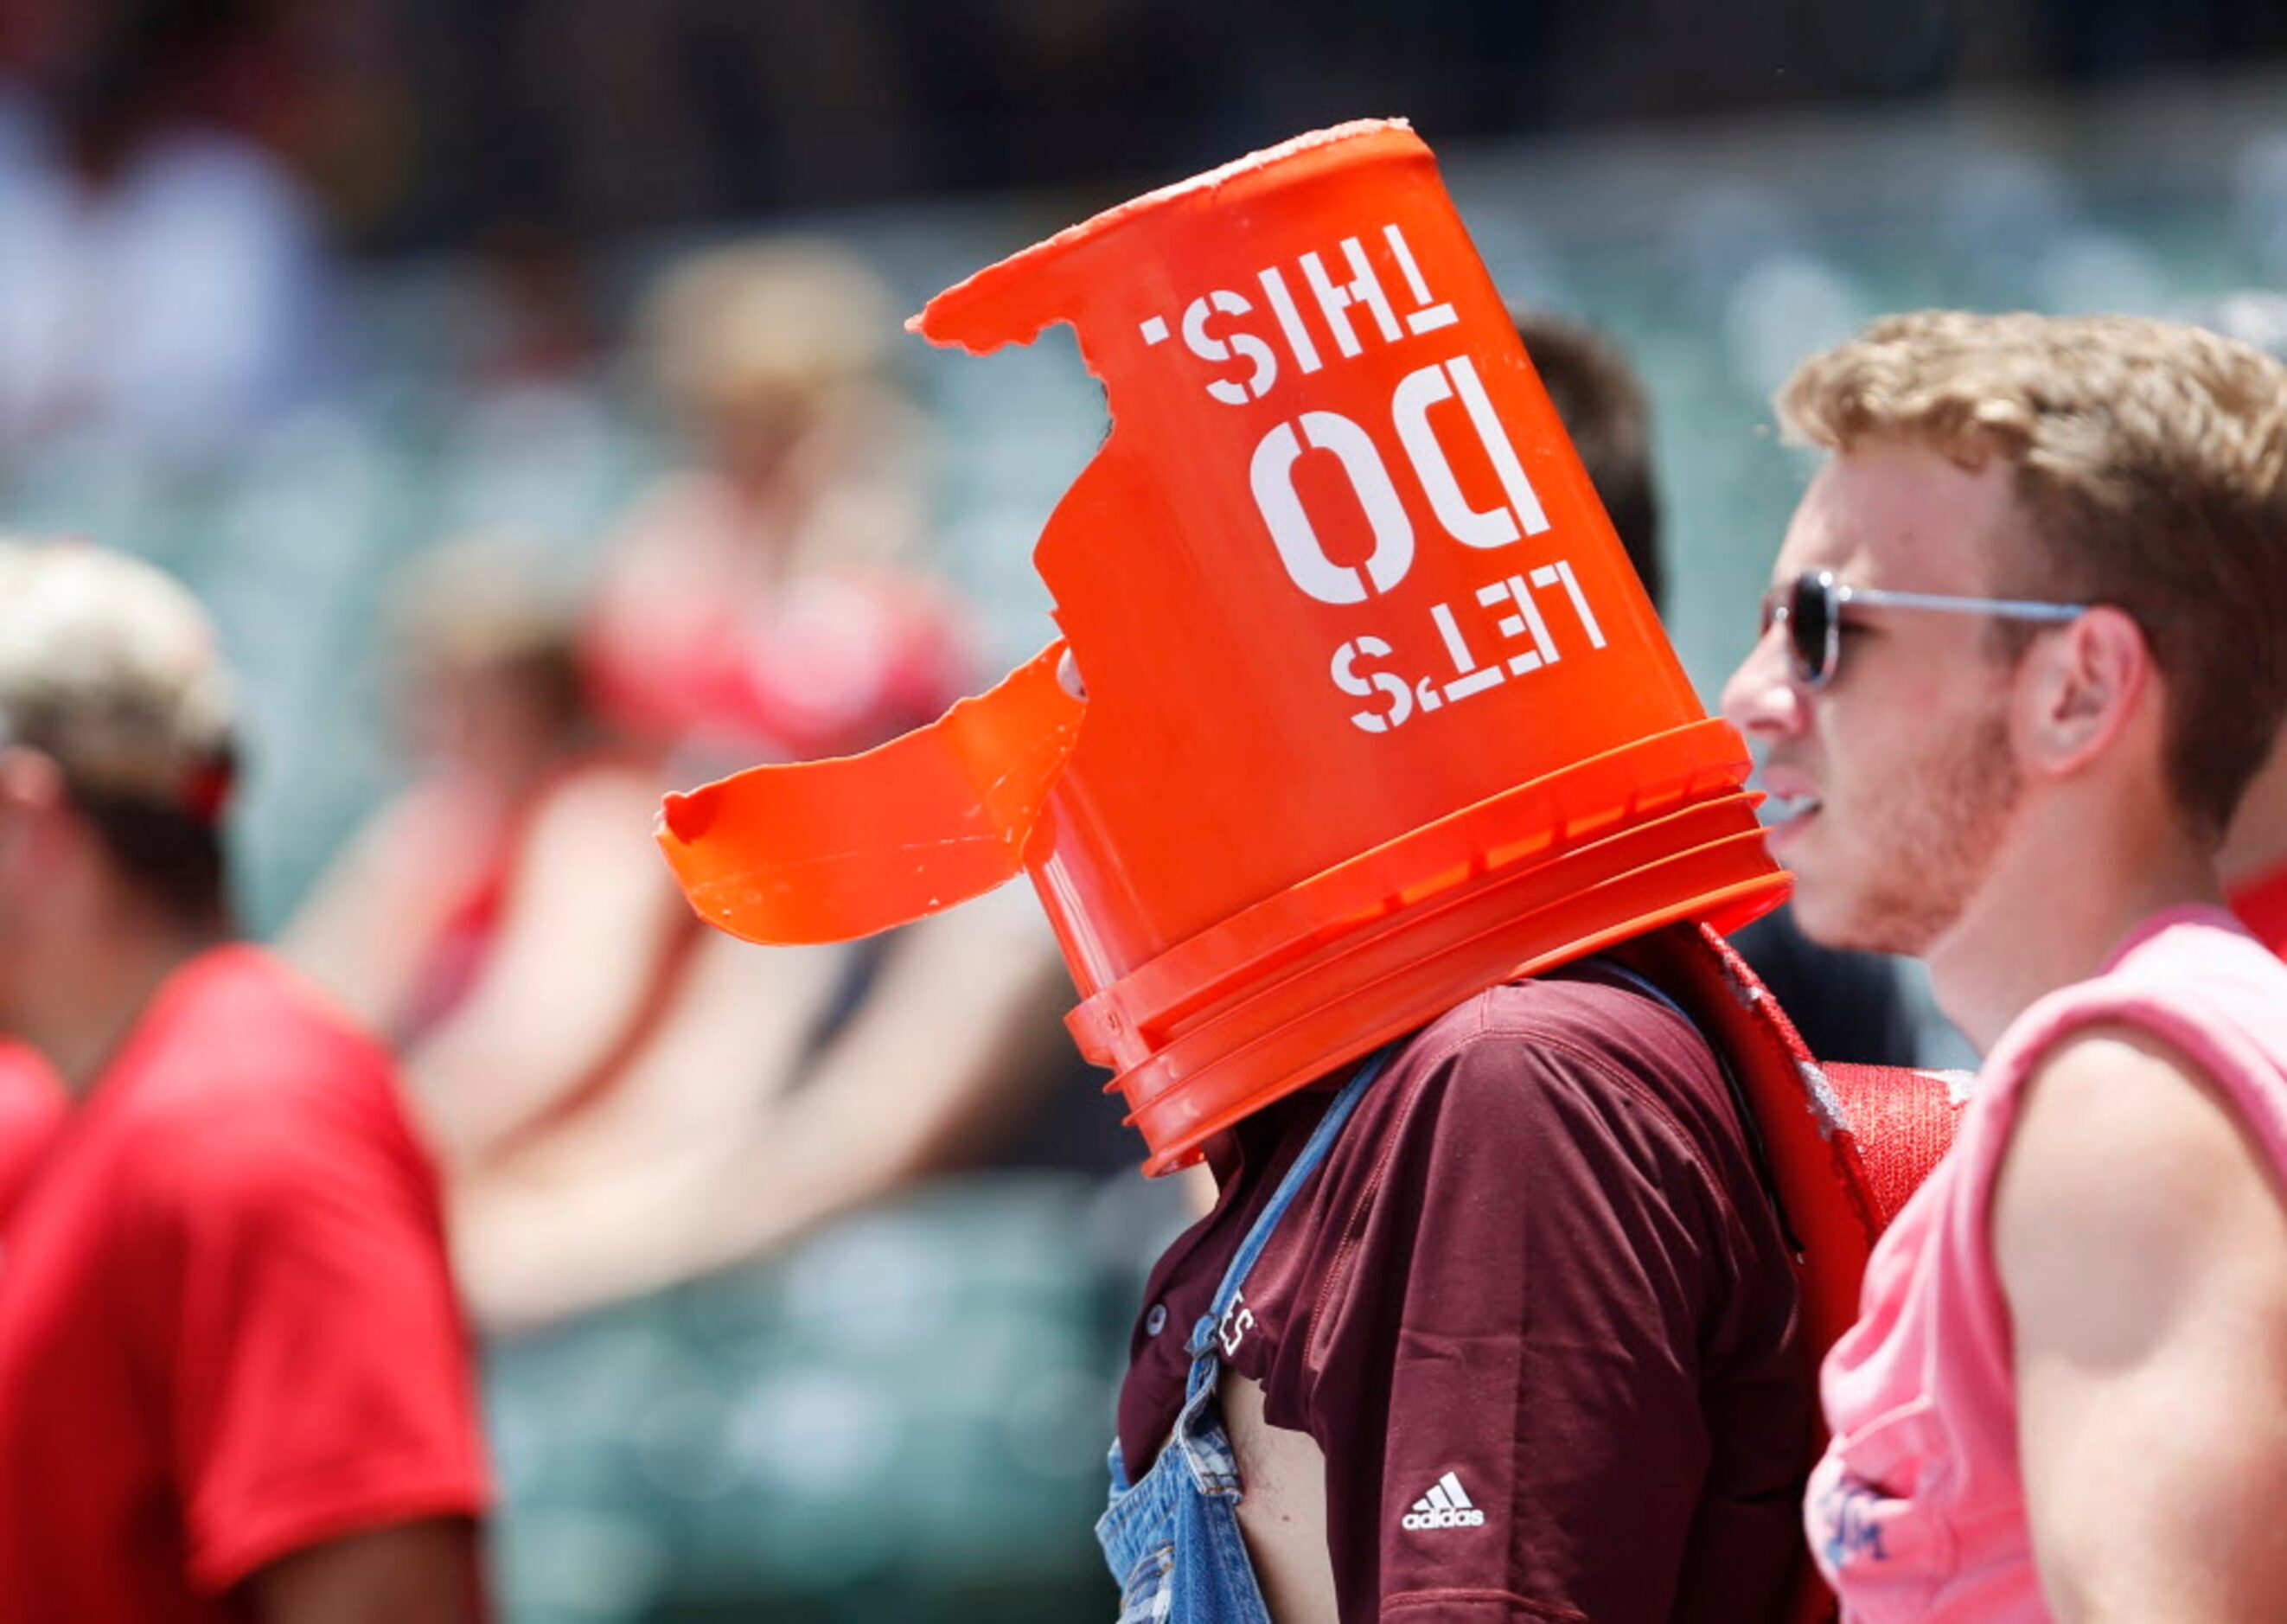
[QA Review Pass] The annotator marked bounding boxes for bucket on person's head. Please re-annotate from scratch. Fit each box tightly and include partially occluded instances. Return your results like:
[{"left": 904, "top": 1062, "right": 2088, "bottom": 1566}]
[{"left": 658, "top": 118, "right": 1788, "bottom": 1174}]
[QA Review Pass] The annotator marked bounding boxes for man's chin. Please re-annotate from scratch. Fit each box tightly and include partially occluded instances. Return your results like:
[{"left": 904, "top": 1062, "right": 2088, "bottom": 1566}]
[{"left": 1786, "top": 882, "right": 1913, "bottom": 958}]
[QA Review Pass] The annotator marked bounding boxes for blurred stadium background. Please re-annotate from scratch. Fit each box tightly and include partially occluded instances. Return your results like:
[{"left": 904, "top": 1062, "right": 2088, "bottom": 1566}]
[{"left": 6, "top": 3, "right": 2287, "bottom": 1618}]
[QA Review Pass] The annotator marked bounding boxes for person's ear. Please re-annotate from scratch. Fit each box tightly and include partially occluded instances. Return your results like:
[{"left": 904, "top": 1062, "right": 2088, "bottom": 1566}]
[
  {"left": 2014, "top": 606, "right": 2150, "bottom": 781},
  {"left": 0, "top": 746, "right": 72, "bottom": 878}
]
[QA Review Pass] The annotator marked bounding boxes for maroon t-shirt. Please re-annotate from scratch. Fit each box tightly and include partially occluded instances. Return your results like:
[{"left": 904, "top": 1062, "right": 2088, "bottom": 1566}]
[{"left": 1118, "top": 943, "right": 1811, "bottom": 1622}]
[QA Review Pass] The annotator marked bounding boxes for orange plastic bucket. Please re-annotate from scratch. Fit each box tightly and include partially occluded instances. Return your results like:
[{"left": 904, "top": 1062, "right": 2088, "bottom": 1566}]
[{"left": 660, "top": 118, "right": 1788, "bottom": 1173}]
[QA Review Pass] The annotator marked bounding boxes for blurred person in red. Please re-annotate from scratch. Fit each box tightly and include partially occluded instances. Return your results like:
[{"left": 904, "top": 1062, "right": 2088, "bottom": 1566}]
[
  {"left": 0, "top": 540, "right": 489, "bottom": 1621},
  {"left": 289, "top": 533, "right": 822, "bottom": 1185},
  {"left": 286, "top": 533, "right": 673, "bottom": 1069},
  {"left": 582, "top": 235, "right": 970, "bottom": 766},
  {"left": 415, "top": 238, "right": 1092, "bottom": 1327},
  {"left": 286, "top": 531, "right": 1079, "bottom": 1330},
  {"left": 285, "top": 531, "right": 774, "bottom": 1214}
]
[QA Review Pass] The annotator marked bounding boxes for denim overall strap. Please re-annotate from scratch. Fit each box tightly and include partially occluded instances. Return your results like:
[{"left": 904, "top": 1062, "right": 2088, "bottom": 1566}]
[
  {"left": 1097, "top": 1045, "right": 1393, "bottom": 1624},
  {"left": 1182, "top": 1045, "right": 1394, "bottom": 1391}
]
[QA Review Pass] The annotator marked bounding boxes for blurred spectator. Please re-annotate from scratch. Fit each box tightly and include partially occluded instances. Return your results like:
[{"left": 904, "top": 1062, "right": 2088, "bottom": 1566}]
[
  {"left": 0, "top": 539, "right": 488, "bottom": 1621},
  {"left": 286, "top": 532, "right": 629, "bottom": 1048},
  {"left": 286, "top": 531, "right": 806, "bottom": 1178},
  {"left": 382, "top": 241, "right": 1102, "bottom": 1327},
  {"left": 1514, "top": 306, "right": 1921, "bottom": 1065},
  {"left": 286, "top": 523, "right": 1088, "bottom": 1332},
  {"left": 581, "top": 235, "right": 969, "bottom": 766},
  {"left": 0, "top": 1, "right": 329, "bottom": 466}
]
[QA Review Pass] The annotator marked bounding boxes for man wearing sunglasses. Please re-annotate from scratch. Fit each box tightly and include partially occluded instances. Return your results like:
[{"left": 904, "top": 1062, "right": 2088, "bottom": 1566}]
[{"left": 1724, "top": 310, "right": 2287, "bottom": 1621}]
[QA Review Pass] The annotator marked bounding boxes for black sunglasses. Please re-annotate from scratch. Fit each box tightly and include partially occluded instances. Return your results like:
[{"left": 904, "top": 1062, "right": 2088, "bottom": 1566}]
[{"left": 1758, "top": 568, "right": 2088, "bottom": 689}]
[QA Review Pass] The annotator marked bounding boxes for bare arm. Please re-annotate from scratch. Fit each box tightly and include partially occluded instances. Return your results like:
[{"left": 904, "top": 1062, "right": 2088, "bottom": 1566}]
[
  {"left": 453, "top": 894, "right": 1077, "bottom": 1329},
  {"left": 248, "top": 1519, "right": 486, "bottom": 1624},
  {"left": 407, "top": 766, "right": 685, "bottom": 1166},
  {"left": 279, "top": 786, "right": 502, "bottom": 1038},
  {"left": 1996, "top": 1024, "right": 2287, "bottom": 1622},
  {"left": 729, "top": 893, "right": 1076, "bottom": 1209}
]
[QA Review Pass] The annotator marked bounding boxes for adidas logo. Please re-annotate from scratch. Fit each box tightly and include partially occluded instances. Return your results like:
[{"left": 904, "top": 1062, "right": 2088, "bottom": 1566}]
[{"left": 1400, "top": 1471, "right": 1485, "bottom": 1531}]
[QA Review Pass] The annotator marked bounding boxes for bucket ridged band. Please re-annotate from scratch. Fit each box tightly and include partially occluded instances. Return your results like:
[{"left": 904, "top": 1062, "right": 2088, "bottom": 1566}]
[{"left": 1072, "top": 722, "right": 1782, "bottom": 1172}]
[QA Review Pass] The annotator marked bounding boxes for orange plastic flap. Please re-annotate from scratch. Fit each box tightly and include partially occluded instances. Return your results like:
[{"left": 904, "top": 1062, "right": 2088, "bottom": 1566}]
[
  {"left": 655, "top": 642, "right": 1083, "bottom": 943},
  {"left": 912, "top": 119, "right": 1428, "bottom": 359}
]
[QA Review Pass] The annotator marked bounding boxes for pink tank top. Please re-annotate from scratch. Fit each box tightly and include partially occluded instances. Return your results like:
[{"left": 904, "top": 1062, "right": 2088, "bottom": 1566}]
[{"left": 1807, "top": 905, "right": 2287, "bottom": 1621}]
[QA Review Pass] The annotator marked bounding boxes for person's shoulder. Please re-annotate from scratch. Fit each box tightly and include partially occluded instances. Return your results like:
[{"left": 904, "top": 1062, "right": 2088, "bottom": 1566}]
[
  {"left": 2013, "top": 1022, "right": 2224, "bottom": 1152},
  {"left": 1998, "top": 1020, "right": 2287, "bottom": 1327},
  {"left": 2002, "top": 908, "right": 2287, "bottom": 1089},
  {"left": 157, "top": 945, "right": 393, "bottom": 1073},
  {"left": 111, "top": 947, "right": 410, "bottom": 1167},
  {"left": 1465, "top": 969, "right": 1691, "bottom": 1033},
  {"left": 1368, "top": 970, "right": 1723, "bottom": 1147},
  {"left": 1292, "top": 970, "right": 1760, "bottom": 1312},
  {"left": 1402, "top": 972, "right": 1716, "bottom": 1086}
]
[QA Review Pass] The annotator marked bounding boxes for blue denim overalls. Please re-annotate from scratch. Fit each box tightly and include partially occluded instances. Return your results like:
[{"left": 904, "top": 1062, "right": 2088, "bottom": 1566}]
[{"left": 1095, "top": 1047, "right": 1390, "bottom": 1624}]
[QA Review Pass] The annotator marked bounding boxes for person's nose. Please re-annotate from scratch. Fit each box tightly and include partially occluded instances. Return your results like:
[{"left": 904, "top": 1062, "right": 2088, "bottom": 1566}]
[{"left": 1720, "top": 621, "right": 1805, "bottom": 742}]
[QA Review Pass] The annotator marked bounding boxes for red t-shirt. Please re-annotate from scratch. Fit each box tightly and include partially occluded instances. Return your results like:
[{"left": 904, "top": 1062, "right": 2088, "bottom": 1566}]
[
  {"left": 0, "top": 947, "right": 489, "bottom": 1621},
  {"left": 1119, "top": 942, "right": 1811, "bottom": 1623},
  {"left": 0, "top": 1042, "right": 64, "bottom": 1222},
  {"left": 2231, "top": 860, "right": 2287, "bottom": 959}
]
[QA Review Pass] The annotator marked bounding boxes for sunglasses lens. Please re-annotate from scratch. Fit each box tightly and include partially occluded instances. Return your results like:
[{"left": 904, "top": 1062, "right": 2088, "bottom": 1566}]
[{"left": 1788, "top": 573, "right": 1832, "bottom": 685}]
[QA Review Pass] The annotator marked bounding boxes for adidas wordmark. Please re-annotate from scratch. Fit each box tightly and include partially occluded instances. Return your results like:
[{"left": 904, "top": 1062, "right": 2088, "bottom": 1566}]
[{"left": 1401, "top": 1471, "right": 1485, "bottom": 1531}]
